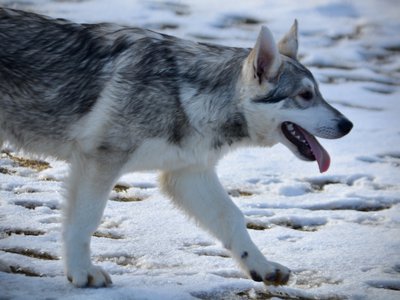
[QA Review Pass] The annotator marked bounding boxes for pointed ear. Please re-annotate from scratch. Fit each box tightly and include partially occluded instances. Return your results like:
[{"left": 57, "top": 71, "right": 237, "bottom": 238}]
[
  {"left": 278, "top": 19, "right": 298, "bottom": 59},
  {"left": 249, "top": 26, "right": 281, "bottom": 83}
]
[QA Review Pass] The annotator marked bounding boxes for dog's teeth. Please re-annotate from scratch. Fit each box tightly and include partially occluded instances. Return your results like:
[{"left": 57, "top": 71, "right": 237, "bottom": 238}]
[{"left": 287, "top": 124, "right": 294, "bottom": 131}]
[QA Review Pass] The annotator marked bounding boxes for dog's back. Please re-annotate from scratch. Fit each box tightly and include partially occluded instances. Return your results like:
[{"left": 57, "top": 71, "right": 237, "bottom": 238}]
[
  {"left": 0, "top": 8, "right": 249, "bottom": 159},
  {"left": 0, "top": 8, "right": 115, "bottom": 152}
]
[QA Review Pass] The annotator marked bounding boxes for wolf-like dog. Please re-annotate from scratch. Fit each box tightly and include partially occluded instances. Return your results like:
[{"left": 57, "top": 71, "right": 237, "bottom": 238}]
[{"left": 0, "top": 8, "right": 352, "bottom": 287}]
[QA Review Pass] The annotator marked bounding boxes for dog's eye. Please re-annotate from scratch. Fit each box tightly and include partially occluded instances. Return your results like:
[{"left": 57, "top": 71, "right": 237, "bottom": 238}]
[{"left": 298, "top": 91, "right": 313, "bottom": 101}]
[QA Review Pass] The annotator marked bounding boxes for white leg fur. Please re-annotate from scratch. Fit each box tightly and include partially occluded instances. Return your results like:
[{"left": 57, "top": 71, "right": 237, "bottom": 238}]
[
  {"left": 63, "top": 153, "right": 121, "bottom": 287},
  {"left": 160, "top": 167, "right": 290, "bottom": 285}
]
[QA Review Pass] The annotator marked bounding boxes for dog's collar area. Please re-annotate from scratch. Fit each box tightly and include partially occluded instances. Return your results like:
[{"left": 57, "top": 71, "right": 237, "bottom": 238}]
[{"left": 281, "top": 121, "right": 330, "bottom": 173}]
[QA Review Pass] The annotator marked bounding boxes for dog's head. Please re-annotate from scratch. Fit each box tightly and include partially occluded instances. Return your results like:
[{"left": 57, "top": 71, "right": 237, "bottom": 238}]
[{"left": 239, "top": 21, "right": 352, "bottom": 173}]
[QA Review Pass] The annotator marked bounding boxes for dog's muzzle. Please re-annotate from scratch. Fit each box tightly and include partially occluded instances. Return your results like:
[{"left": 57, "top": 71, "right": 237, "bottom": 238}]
[{"left": 281, "top": 117, "right": 353, "bottom": 173}]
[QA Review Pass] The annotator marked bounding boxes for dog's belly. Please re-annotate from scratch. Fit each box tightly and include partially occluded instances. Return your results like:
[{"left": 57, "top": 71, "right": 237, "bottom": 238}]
[{"left": 123, "top": 138, "right": 223, "bottom": 172}]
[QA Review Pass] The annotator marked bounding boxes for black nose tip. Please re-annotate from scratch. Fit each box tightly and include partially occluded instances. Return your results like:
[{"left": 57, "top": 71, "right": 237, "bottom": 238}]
[{"left": 338, "top": 118, "right": 353, "bottom": 135}]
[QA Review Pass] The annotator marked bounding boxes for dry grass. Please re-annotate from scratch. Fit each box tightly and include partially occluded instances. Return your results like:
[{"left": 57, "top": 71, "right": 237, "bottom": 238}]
[{"left": 2, "top": 151, "right": 50, "bottom": 172}]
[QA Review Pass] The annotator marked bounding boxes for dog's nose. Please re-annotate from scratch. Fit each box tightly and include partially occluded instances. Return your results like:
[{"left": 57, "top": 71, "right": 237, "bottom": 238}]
[{"left": 338, "top": 118, "right": 353, "bottom": 135}]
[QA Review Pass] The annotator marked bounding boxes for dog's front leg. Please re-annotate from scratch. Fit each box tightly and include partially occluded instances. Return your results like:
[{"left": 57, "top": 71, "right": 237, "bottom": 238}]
[
  {"left": 160, "top": 167, "right": 290, "bottom": 285},
  {"left": 63, "top": 154, "right": 121, "bottom": 287}
]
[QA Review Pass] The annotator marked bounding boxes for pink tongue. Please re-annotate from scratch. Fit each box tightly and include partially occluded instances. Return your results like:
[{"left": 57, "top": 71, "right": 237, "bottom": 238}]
[{"left": 298, "top": 127, "right": 331, "bottom": 173}]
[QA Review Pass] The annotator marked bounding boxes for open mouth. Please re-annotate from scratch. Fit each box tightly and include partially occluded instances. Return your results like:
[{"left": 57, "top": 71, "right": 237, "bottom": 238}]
[{"left": 281, "top": 121, "right": 331, "bottom": 173}]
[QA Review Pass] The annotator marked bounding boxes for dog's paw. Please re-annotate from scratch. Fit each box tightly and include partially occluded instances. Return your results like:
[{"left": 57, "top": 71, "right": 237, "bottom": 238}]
[
  {"left": 248, "top": 260, "right": 291, "bottom": 286},
  {"left": 67, "top": 265, "right": 112, "bottom": 288},
  {"left": 239, "top": 251, "right": 291, "bottom": 286}
]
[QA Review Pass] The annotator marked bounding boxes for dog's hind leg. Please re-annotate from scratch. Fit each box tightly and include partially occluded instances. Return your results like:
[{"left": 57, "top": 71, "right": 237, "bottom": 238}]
[
  {"left": 160, "top": 167, "right": 291, "bottom": 286},
  {"left": 63, "top": 153, "right": 123, "bottom": 287}
]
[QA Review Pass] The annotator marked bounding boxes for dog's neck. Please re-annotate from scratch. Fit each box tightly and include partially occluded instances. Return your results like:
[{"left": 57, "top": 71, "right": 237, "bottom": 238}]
[{"left": 176, "top": 43, "right": 251, "bottom": 149}]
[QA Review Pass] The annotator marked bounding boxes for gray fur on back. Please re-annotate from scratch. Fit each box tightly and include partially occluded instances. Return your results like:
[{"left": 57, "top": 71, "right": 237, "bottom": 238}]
[{"left": 0, "top": 8, "right": 250, "bottom": 156}]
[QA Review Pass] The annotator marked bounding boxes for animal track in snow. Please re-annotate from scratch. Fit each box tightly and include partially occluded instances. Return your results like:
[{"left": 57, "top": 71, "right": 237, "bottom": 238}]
[
  {"left": 0, "top": 167, "right": 15, "bottom": 175},
  {"left": 93, "top": 231, "right": 124, "bottom": 240},
  {"left": 302, "top": 173, "right": 377, "bottom": 191},
  {"left": 0, "top": 247, "right": 58, "bottom": 261},
  {"left": 269, "top": 216, "right": 327, "bottom": 232},
  {"left": 246, "top": 216, "right": 326, "bottom": 232},
  {"left": 8, "top": 265, "right": 44, "bottom": 277},
  {"left": 357, "top": 152, "right": 400, "bottom": 167},
  {"left": 293, "top": 269, "right": 343, "bottom": 289},
  {"left": 180, "top": 240, "right": 230, "bottom": 259},
  {"left": 0, "top": 228, "right": 46, "bottom": 238},
  {"left": 305, "top": 196, "right": 399, "bottom": 212},
  {"left": 192, "top": 246, "right": 230, "bottom": 258},
  {"left": 14, "top": 200, "right": 59, "bottom": 210},
  {"left": 96, "top": 254, "right": 138, "bottom": 268},
  {"left": 366, "top": 279, "right": 400, "bottom": 291},
  {"left": 181, "top": 240, "right": 214, "bottom": 249},
  {"left": 277, "top": 235, "right": 302, "bottom": 243}
]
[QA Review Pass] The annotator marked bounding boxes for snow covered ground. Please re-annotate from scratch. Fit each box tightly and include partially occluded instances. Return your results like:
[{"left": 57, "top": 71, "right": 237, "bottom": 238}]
[{"left": 0, "top": 0, "right": 399, "bottom": 299}]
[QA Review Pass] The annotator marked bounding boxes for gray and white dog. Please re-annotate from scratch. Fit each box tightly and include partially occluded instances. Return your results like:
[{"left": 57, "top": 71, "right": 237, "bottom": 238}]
[{"left": 0, "top": 8, "right": 352, "bottom": 287}]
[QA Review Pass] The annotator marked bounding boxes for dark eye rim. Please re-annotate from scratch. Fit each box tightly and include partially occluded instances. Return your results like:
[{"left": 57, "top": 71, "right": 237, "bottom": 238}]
[{"left": 298, "top": 90, "right": 313, "bottom": 101}]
